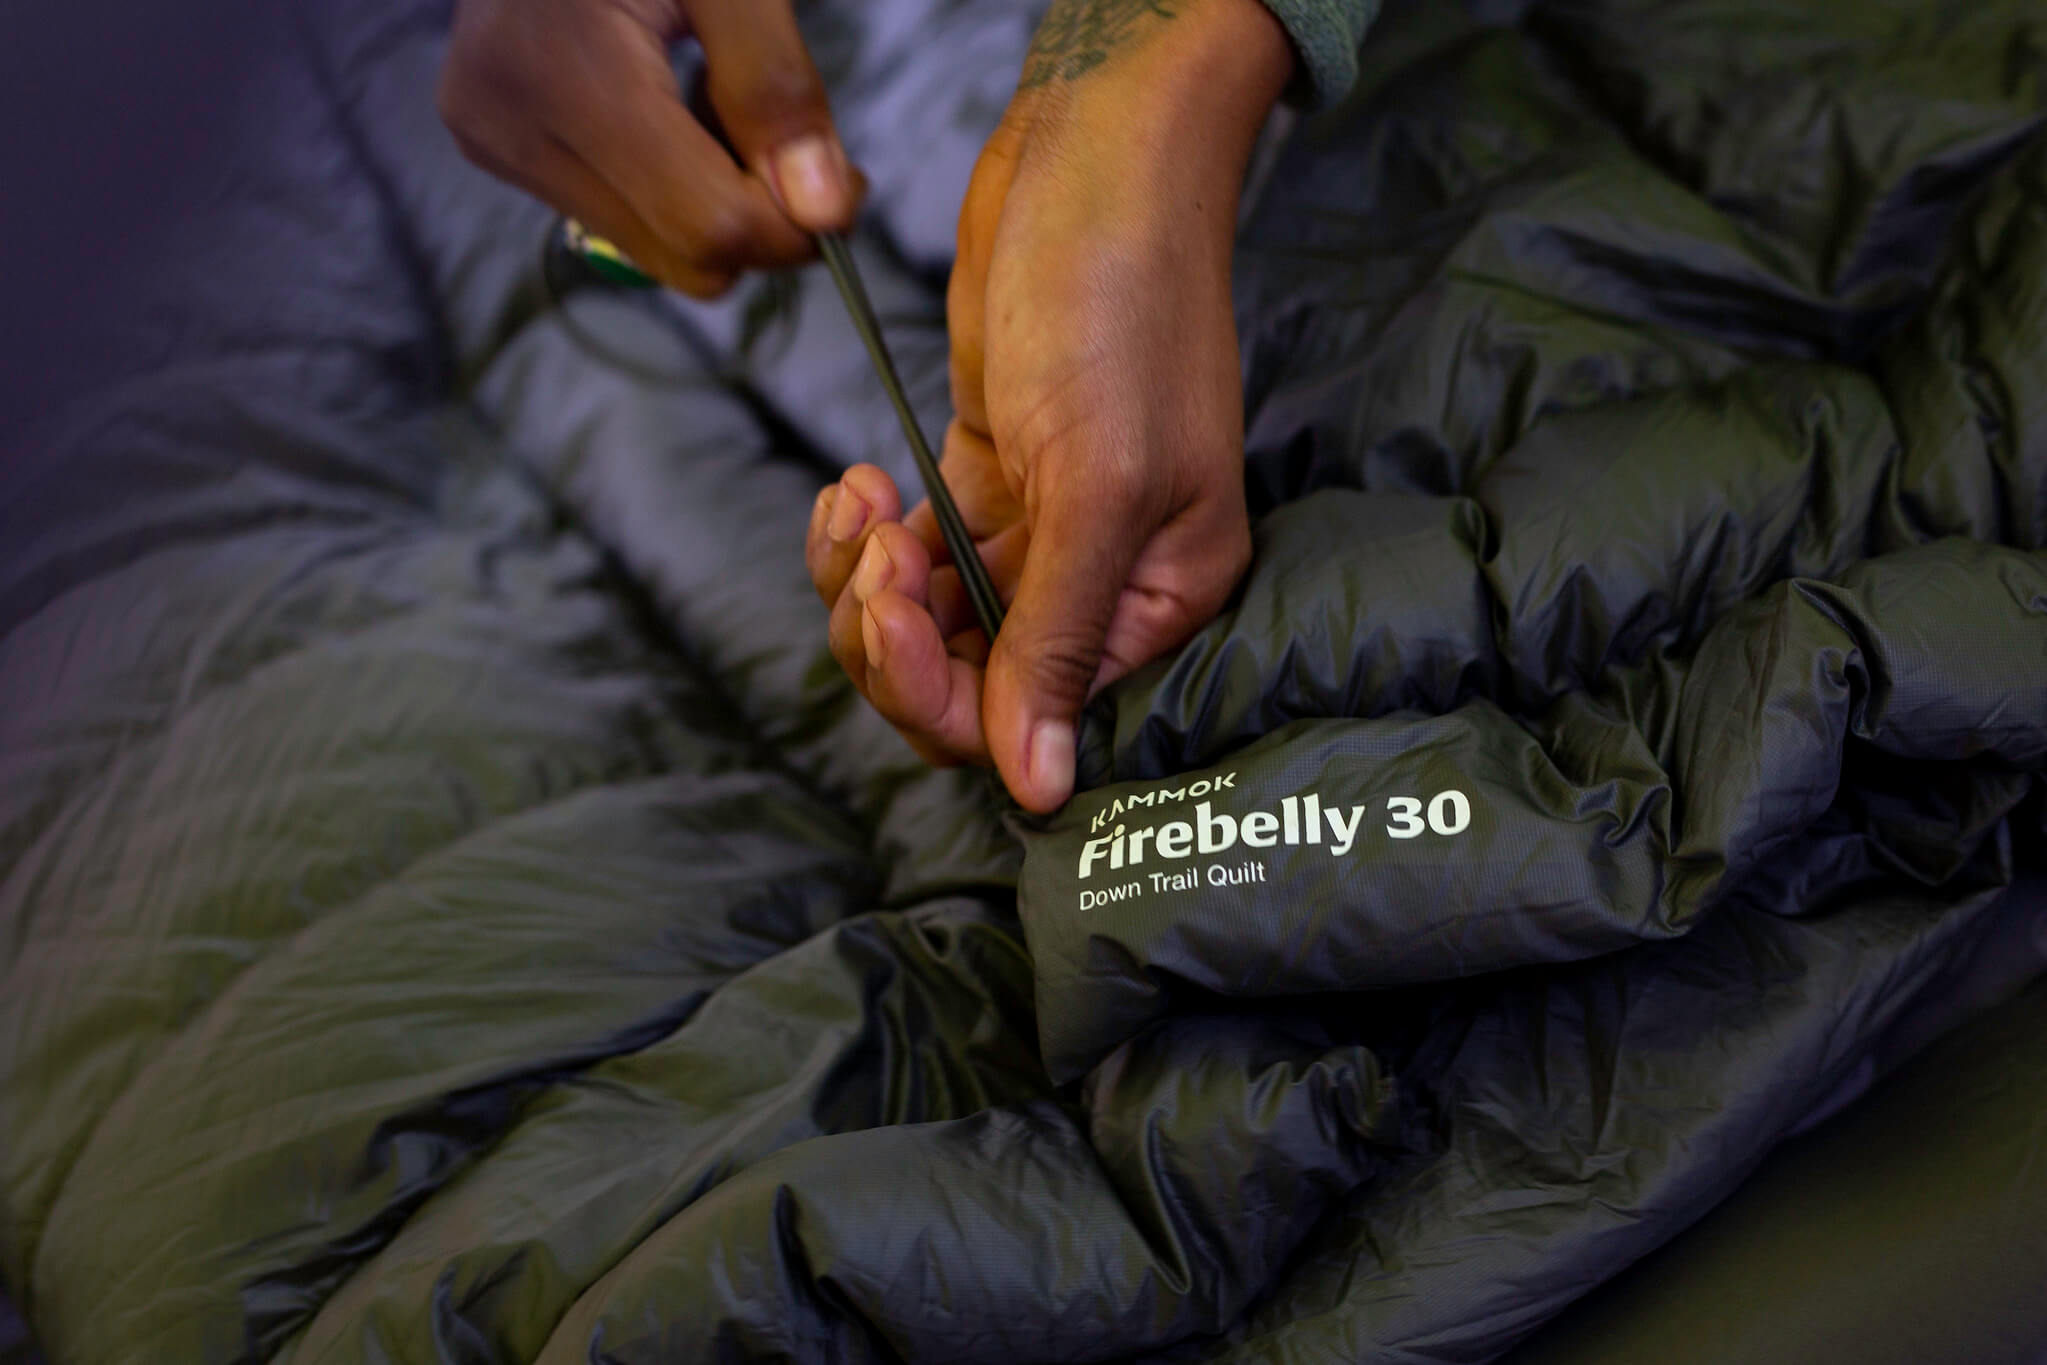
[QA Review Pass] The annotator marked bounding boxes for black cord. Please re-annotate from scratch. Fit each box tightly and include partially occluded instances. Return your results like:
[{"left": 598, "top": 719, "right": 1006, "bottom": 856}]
[
  {"left": 535, "top": 222, "right": 1002, "bottom": 640},
  {"left": 815, "top": 232, "right": 1005, "bottom": 642}
]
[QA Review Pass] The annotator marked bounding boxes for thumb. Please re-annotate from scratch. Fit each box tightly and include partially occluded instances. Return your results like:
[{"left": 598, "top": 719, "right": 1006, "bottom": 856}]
[
  {"left": 985, "top": 479, "right": 1151, "bottom": 813},
  {"left": 685, "top": 0, "right": 859, "bottom": 231}
]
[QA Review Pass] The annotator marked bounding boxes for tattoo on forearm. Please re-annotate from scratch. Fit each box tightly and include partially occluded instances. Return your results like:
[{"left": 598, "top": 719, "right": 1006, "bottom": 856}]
[{"left": 1020, "top": 0, "right": 1177, "bottom": 88}]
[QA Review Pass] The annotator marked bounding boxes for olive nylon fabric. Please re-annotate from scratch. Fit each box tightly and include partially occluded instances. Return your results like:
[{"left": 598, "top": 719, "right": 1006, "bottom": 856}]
[
  {"left": 1502, "top": 972, "right": 2047, "bottom": 1365},
  {"left": 3, "top": 0, "right": 2046, "bottom": 1362}
]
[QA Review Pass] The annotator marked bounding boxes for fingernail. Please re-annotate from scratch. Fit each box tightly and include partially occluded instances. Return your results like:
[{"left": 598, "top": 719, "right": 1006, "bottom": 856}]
[
  {"left": 771, "top": 134, "right": 849, "bottom": 228},
  {"left": 1027, "top": 719, "right": 1075, "bottom": 806},
  {"left": 829, "top": 487, "right": 869, "bottom": 543},
  {"left": 850, "top": 536, "right": 894, "bottom": 602},
  {"left": 861, "top": 602, "right": 887, "bottom": 666}
]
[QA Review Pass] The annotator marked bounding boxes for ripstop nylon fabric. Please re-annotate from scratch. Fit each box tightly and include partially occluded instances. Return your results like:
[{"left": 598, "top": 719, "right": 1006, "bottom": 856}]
[{"left": 1, "top": 0, "right": 2044, "bottom": 1361}]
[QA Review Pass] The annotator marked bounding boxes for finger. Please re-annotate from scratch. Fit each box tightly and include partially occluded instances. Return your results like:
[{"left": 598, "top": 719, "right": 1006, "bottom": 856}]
[
  {"left": 905, "top": 422, "right": 1024, "bottom": 560},
  {"left": 861, "top": 523, "right": 937, "bottom": 614},
  {"left": 926, "top": 519, "right": 1029, "bottom": 638},
  {"left": 438, "top": 2, "right": 813, "bottom": 281},
  {"left": 1095, "top": 583, "right": 1200, "bottom": 692},
  {"left": 984, "top": 477, "right": 1154, "bottom": 813},
  {"left": 440, "top": 31, "right": 734, "bottom": 294},
  {"left": 807, "top": 465, "right": 904, "bottom": 608},
  {"left": 821, "top": 527, "right": 985, "bottom": 763},
  {"left": 1090, "top": 511, "right": 1250, "bottom": 692},
  {"left": 826, "top": 520, "right": 927, "bottom": 679},
  {"left": 947, "top": 626, "right": 992, "bottom": 668},
  {"left": 683, "top": 0, "right": 861, "bottom": 232},
  {"left": 553, "top": 9, "right": 816, "bottom": 274},
  {"left": 861, "top": 589, "right": 990, "bottom": 764},
  {"left": 517, "top": 138, "right": 738, "bottom": 297}
]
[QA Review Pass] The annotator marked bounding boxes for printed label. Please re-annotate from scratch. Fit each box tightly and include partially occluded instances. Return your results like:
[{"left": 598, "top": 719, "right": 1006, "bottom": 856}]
[{"left": 1074, "top": 781, "right": 1472, "bottom": 911}]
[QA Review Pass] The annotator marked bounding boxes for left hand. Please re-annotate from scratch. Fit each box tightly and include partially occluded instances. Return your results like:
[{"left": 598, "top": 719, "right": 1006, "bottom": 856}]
[{"left": 806, "top": 0, "right": 1293, "bottom": 813}]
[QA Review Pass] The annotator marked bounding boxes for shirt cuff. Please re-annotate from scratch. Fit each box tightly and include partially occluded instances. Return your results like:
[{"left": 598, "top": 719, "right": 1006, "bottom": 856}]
[{"left": 1256, "top": 0, "right": 1380, "bottom": 108}]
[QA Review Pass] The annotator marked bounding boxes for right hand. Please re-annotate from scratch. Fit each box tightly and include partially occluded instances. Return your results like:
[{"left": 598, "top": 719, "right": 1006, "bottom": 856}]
[
  {"left": 805, "top": 0, "right": 1285, "bottom": 813},
  {"left": 439, "top": 0, "right": 862, "bottom": 297}
]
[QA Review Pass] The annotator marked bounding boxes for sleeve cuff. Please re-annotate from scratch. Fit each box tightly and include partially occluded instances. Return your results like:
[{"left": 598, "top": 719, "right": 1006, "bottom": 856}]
[{"left": 1255, "top": 0, "right": 1380, "bottom": 109}]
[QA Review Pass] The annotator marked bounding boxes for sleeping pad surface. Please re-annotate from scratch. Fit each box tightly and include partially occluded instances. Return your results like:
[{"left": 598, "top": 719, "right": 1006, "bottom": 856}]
[{"left": 2, "top": 0, "right": 2045, "bottom": 1360}]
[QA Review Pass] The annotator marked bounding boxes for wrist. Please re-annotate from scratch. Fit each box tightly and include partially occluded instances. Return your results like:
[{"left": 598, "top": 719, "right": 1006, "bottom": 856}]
[
  {"left": 1018, "top": 0, "right": 1293, "bottom": 235},
  {"left": 1150, "top": 0, "right": 1296, "bottom": 124}
]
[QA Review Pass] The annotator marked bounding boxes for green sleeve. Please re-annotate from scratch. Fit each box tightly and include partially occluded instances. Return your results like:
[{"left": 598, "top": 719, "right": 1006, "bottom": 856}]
[{"left": 1255, "top": 0, "right": 1381, "bottom": 108}]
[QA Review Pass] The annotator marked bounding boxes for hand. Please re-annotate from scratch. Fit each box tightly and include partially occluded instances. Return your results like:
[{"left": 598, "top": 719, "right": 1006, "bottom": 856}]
[
  {"left": 439, "top": 0, "right": 861, "bottom": 297},
  {"left": 807, "top": 0, "right": 1291, "bottom": 812}
]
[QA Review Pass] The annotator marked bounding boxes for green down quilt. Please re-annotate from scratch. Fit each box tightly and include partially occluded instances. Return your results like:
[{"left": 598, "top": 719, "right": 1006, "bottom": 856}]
[{"left": 2, "top": 0, "right": 2045, "bottom": 1360}]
